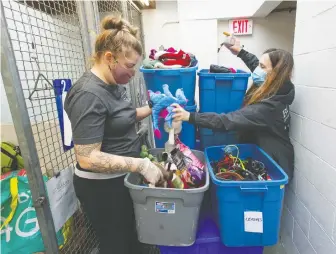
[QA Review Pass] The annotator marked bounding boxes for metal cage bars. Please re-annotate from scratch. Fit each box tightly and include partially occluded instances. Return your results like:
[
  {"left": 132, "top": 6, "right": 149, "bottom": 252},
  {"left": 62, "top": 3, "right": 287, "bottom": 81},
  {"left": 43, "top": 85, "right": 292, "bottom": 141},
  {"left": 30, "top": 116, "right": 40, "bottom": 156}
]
[{"left": 1, "top": 1, "right": 152, "bottom": 253}]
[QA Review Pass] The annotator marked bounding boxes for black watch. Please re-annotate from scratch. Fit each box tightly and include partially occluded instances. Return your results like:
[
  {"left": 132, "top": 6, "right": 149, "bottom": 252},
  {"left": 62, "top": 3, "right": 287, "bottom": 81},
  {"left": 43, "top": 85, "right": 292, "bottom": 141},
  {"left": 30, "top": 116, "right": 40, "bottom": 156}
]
[{"left": 147, "top": 100, "right": 153, "bottom": 109}]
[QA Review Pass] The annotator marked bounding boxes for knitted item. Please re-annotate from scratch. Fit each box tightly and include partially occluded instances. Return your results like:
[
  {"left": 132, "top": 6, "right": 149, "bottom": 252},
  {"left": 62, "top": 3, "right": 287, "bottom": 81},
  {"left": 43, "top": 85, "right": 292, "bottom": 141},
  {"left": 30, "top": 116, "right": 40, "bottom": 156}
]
[
  {"left": 155, "top": 62, "right": 182, "bottom": 69},
  {"left": 142, "top": 58, "right": 182, "bottom": 69},
  {"left": 149, "top": 49, "right": 157, "bottom": 60},
  {"left": 143, "top": 58, "right": 161, "bottom": 69},
  {"left": 154, "top": 51, "right": 167, "bottom": 60},
  {"left": 149, "top": 84, "right": 188, "bottom": 138},
  {"left": 209, "top": 64, "right": 237, "bottom": 73},
  {"left": 162, "top": 58, "right": 191, "bottom": 67},
  {"left": 165, "top": 47, "right": 177, "bottom": 53},
  {"left": 189, "top": 53, "right": 198, "bottom": 67},
  {"left": 159, "top": 50, "right": 191, "bottom": 67}
]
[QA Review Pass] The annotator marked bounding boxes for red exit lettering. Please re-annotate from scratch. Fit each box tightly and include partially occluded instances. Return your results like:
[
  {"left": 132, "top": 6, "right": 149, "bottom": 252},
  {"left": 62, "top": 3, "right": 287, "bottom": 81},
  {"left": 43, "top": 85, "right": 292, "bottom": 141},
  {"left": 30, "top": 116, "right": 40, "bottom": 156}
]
[
  {"left": 232, "top": 19, "right": 249, "bottom": 34},
  {"left": 233, "top": 20, "right": 238, "bottom": 33}
]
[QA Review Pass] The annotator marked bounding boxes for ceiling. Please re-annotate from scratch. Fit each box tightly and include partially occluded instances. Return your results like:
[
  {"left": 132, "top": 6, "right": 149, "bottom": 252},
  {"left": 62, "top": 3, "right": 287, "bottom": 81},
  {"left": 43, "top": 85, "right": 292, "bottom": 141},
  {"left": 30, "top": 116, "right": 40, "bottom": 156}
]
[{"left": 273, "top": 1, "right": 297, "bottom": 11}]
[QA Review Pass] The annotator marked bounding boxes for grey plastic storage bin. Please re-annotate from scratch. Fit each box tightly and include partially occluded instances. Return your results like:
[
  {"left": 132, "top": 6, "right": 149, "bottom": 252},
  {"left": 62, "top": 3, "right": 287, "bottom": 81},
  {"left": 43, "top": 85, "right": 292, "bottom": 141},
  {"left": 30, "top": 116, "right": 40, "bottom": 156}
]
[{"left": 124, "top": 149, "right": 209, "bottom": 246}]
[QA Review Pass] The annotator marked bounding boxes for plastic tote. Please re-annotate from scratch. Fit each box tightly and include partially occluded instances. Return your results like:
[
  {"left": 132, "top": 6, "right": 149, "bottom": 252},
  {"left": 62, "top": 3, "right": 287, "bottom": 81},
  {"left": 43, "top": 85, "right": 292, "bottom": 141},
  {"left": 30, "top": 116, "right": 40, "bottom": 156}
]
[
  {"left": 124, "top": 149, "right": 209, "bottom": 246},
  {"left": 205, "top": 144, "right": 288, "bottom": 247},
  {"left": 197, "top": 69, "right": 250, "bottom": 114},
  {"left": 140, "top": 66, "right": 198, "bottom": 106},
  {"left": 198, "top": 69, "right": 250, "bottom": 149},
  {"left": 199, "top": 129, "right": 237, "bottom": 150},
  {"left": 159, "top": 217, "right": 264, "bottom": 254},
  {"left": 154, "top": 104, "right": 197, "bottom": 149}
]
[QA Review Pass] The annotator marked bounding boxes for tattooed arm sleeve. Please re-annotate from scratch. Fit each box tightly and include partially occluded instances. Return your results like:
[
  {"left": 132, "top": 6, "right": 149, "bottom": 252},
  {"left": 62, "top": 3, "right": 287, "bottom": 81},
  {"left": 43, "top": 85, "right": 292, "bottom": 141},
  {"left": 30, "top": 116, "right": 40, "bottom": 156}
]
[{"left": 75, "top": 142, "right": 144, "bottom": 173}]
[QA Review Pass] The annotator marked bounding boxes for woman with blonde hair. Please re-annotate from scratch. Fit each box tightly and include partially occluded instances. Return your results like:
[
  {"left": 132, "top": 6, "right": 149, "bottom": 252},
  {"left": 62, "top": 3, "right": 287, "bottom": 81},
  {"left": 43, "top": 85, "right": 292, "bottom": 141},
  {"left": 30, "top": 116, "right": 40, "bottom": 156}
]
[{"left": 65, "top": 16, "right": 162, "bottom": 253}]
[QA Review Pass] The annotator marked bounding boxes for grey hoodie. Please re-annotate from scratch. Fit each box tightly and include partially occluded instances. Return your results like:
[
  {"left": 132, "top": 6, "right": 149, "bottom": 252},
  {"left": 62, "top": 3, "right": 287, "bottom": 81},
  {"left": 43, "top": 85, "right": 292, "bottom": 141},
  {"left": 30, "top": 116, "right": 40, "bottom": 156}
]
[{"left": 189, "top": 49, "right": 295, "bottom": 179}]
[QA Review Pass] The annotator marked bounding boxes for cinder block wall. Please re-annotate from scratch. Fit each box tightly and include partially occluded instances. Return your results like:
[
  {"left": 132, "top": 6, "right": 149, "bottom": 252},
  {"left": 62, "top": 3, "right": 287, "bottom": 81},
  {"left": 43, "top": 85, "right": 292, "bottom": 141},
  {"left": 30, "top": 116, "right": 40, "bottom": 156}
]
[{"left": 281, "top": 1, "right": 336, "bottom": 254}]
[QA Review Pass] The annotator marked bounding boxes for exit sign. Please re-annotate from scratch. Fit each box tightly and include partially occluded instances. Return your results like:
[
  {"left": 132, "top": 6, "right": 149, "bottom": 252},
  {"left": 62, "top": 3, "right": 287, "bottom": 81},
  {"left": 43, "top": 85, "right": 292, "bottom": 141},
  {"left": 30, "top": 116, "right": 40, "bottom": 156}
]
[{"left": 229, "top": 19, "right": 253, "bottom": 35}]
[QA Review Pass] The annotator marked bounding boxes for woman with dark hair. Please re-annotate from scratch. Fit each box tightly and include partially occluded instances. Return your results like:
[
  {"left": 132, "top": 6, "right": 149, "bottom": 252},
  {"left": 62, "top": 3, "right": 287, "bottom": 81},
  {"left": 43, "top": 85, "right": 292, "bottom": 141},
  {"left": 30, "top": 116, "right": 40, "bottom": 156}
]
[{"left": 172, "top": 39, "right": 295, "bottom": 179}]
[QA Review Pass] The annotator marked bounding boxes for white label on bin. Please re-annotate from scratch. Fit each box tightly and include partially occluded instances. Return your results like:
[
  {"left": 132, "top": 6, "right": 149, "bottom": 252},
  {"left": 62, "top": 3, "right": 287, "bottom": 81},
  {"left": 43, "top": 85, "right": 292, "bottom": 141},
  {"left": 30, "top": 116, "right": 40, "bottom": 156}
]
[
  {"left": 244, "top": 211, "right": 263, "bottom": 233},
  {"left": 155, "top": 201, "right": 175, "bottom": 214}
]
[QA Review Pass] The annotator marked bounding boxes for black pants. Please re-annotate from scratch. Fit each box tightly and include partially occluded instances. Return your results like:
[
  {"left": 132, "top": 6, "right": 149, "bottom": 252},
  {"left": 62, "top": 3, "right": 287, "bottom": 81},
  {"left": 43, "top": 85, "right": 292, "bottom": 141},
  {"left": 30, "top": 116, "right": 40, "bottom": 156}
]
[{"left": 73, "top": 174, "right": 140, "bottom": 254}]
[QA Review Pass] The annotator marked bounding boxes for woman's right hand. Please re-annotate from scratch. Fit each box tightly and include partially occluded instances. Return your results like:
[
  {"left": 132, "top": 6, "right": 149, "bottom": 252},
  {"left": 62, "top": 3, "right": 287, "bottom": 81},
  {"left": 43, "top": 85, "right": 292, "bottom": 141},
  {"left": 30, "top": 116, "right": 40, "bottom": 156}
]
[
  {"left": 138, "top": 158, "right": 164, "bottom": 185},
  {"left": 225, "top": 36, "right": 242, "bottom": 55}
]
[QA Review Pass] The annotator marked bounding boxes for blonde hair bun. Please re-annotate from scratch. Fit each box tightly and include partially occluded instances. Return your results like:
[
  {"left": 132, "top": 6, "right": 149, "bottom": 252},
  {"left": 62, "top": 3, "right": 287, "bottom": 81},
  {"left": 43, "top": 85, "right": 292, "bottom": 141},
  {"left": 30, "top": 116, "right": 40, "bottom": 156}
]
[
  {"left": 101, "top": 15, "right": 139, "bottom": 38},
  {"left": 102, "top": 15, "right": 123, "bottom": 31},
  {"left": 93, "top": 15, "right": 143, "bottom": 61}
]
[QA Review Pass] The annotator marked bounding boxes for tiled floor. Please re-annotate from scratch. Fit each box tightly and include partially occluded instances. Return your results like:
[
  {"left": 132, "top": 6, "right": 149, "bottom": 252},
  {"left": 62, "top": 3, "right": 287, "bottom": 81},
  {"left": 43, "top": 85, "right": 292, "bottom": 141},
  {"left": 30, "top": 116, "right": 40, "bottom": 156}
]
[{"left": 264, "top": 244, "right": 287, "bottom": 254}]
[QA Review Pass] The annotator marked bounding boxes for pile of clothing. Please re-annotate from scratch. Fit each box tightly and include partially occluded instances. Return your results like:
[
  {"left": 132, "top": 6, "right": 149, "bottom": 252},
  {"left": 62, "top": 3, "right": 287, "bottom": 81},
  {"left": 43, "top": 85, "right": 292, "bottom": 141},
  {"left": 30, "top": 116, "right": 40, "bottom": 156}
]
[
  {"left": 209, "top": 64, "right": 236, "bottom": 74},
  {"left": 139, "top": 140, "right": 206, "bottom": 189},
  {"left": 211, "top": 145, "right": 271, "bottom": 181},
  {"left": 143, "top": 46, "right": 198, "bottom": 69}
]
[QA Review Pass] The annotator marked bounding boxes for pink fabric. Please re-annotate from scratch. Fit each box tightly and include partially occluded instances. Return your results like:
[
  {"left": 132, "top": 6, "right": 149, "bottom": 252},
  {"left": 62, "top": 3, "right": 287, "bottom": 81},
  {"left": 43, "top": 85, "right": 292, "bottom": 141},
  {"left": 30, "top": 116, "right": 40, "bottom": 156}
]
[
  {"left": 229, "top": 67, "right": 237, "bottom": 73},
  {"left": 149, "top": 49, "right": 157, "bottom": 60},
  {"left": 159, "top": 109, "right": 169, "bottom": 119},
  {"left": 154, "top": 129, "right": 161, "bottom": 139},
  {"left": 166, "top": 47, "right": 177, "bottom": 53}
]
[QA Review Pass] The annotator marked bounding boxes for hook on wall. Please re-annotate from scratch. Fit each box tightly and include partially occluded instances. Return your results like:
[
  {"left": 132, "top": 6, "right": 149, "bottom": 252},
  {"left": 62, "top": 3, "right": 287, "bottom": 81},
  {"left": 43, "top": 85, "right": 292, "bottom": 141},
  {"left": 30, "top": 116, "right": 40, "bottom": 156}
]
[{"left": 28, "top": 57, "right": 55, "bottom": 101}]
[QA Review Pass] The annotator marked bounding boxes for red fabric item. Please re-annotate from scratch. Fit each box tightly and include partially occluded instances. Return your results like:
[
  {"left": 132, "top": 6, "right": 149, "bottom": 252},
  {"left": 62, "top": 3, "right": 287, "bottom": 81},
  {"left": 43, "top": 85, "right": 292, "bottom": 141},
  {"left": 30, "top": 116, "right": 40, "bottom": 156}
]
[
  {"left": 159, "top": 50, "right": 191, "bottom": 67},
  {"left": 159, "top": 50, "right": 188, "bottom": 60},
  {"left": 162, "top": 58, "right": 191, "bottom": 67}
]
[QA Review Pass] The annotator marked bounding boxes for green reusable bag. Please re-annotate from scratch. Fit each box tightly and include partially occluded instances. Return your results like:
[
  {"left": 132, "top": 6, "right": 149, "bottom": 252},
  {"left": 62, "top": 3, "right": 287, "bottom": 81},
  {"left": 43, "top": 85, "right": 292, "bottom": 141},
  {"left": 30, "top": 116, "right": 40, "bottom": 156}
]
[
  {"left": 1, "top": 142, "right": 25, "bottom": 174},
  {"left": 0, "top": 169, "right": 68, "bottom": 254}
]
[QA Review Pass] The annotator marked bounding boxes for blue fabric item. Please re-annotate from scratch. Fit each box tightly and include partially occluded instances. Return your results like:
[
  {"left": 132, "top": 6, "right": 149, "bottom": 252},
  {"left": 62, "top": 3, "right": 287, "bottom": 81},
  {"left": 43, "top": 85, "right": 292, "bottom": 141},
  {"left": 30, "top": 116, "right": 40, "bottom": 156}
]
[
  {"left": 251, "top": 66, "right": 267, "bottom": 86},
  {"left": 163, "top": 84, "right": 174, "bottom": 98},
  {"left": 165, "top": 106, "right": 175, "bottom": 129},
  {"left": 149, "top": 84, "right": 187, "bottom": 137},
  {"left": 53, "top": 79, "right": 74, "bottom": 152}
]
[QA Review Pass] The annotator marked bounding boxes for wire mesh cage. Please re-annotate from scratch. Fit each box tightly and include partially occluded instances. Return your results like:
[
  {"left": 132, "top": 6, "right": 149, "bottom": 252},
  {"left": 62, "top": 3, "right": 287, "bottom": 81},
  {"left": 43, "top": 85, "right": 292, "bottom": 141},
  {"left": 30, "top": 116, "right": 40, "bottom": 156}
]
[
  {"left": 97, "top": 0, "right": 122, "bottom": 18},
  {"left": 2, "top": 0, "right": 83, "bottom": 175},
  {"left": 2, "top": 0, "right": 156, "bottom": 253},
  {"left": 2, "top": 0, "right": 99, "bottom": 253}
]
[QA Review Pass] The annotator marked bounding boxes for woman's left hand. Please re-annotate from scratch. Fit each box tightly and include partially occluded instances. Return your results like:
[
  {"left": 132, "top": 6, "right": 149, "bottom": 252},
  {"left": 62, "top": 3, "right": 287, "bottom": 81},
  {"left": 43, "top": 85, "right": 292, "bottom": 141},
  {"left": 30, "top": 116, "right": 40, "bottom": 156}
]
[{"left": 172, "top": 103, "right": 190, "bottom": 122}]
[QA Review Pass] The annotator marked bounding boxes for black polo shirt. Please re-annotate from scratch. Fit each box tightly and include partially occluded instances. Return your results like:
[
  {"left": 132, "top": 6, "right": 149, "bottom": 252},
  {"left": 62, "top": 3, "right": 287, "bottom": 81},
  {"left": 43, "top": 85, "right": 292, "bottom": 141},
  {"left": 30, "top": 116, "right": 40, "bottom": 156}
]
[{"left": 64, "top": 71, "right": 141, "bottom": 167}]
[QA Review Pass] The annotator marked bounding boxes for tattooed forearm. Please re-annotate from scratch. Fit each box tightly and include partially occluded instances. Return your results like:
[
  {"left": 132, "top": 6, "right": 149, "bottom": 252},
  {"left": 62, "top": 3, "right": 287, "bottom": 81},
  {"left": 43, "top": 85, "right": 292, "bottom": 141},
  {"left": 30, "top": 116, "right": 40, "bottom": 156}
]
[
  {"left": 75, "top": 143, "right": 101, "bottom": 157},
  {"left": 135, "top": 160, "right": 145, "bottom": 173},
  {"left": 124, "top": 157, "right": 134, "bottom": 170},
  {"left": 89, "top": 153, "right": 126, "bottom": 173},
  {"left": 75, "top": 143, "right": 141, "bottom": 174}
]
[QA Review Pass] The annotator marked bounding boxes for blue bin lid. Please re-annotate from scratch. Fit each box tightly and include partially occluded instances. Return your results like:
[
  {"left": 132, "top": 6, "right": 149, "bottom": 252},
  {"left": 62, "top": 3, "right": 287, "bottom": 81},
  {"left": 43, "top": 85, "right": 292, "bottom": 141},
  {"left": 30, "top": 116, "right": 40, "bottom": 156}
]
[
  {"left": 140, "top": 65, "right": 198, "bottom": 74},
  {"left": 197, "top": 69, "right": 251, "bottom": 78}
]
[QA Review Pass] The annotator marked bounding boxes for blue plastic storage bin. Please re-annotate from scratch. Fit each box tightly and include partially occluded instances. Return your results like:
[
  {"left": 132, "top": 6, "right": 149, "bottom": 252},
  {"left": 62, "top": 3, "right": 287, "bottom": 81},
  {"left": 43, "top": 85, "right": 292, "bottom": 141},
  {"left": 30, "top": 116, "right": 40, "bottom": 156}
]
[
  {"left": 200, "top": 129, "right": 237, "bottom": 150},
  {"left": 205, "top": 144, "right": 288, "bottom": 247},
  {"left": 159, "top": 217, "right": 264, "bottom": 254},
  {"left": 154, "top": 105, "right": 196, "bottom": 149},
  {"left": 197, "top": 69, "right": 250, "bottom": 149},
  {"left": 198, "top": 69, "right": 250, "bottom": 114},
  {"left": 140, "top": 66, "right": 198, "bottom": 106}
]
